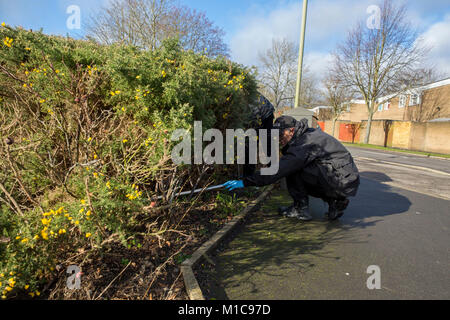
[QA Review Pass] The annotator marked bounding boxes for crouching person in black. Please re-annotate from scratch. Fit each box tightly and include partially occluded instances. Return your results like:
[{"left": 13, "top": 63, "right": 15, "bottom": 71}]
[{"left": 224, "top": 115, "right": 360, "bottom": 221}]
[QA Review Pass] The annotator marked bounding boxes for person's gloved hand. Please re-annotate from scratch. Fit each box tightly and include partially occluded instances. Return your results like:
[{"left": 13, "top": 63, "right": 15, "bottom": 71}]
[{"left": 223, "top": 180, "right": 244, "bottom": 191}]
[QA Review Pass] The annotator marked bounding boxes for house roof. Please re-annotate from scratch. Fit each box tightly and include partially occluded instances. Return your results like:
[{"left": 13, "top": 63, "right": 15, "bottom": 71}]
[
  {"left": 349, "top": 77, "right": 450, "bottom": 106},
  {"left": 308, "top": 106, "right": 333, "bottom": 113}
]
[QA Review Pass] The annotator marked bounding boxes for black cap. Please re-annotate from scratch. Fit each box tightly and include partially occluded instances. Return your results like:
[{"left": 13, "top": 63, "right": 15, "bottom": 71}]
[{"left": 273, "top": 116, "right": 297, "bottom": 130}]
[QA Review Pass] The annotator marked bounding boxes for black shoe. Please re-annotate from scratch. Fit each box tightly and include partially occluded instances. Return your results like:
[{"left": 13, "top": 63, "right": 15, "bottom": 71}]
[
  {"left": 278, "top": 204, "right": 296, "bottom": 216},
  {"left": 327, "top": 198, "right": 349, "bottom": 220},
  {"left": 279, "top": 199, "right": 312, "bottom": 221}
]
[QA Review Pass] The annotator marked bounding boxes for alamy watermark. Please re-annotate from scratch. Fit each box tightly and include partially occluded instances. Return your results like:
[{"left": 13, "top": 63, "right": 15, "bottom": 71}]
[
  {"left": 171, "top": 121, "right": 280, "bottom": 175},
  {"left": 66, "top": 265, "right": 82, "bottom": 289},
  {"left": 66, "top": 5, "right": 81, "bottom": 30},
  {"left": 367, "top": 5, "right": 381, "bottom": 30},
  {"left": 366, "top": 265, "right": 381, "bottom": 290}
]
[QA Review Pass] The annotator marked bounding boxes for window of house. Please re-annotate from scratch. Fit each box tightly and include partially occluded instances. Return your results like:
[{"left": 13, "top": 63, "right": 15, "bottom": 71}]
[
  {"left": 378, "top": 104, "right": 383, "bottom": 112},
  {"left": 409, "top": 93, "right": 421, "bottom": 106},
  {"left": 340, "top": 103, "right": 351, "bottom": 113},
  {"left": 399, "top": 95, "right": 406, "bottom": 108},
  {"left": 384, "top": 101, "right": 391, "bottom": 111}
]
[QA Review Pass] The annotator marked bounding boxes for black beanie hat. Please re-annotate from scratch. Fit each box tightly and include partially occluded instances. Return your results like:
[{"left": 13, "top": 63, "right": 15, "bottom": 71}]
[{"left": 273, "top": 116, "right": 297, "bottom": 130}]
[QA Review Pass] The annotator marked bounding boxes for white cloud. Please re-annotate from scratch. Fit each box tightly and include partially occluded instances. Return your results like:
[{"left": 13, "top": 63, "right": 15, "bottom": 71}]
[
  {"left": 229, "top": 2, "right": 302, "bottom": 67},
  {"left": 230, "top": 1, "right": 450, "bottom": 82},
  {"left": 229, "top": 0, "right": 372, "bottom": 71},
  {"left": 419, "top": 14, "right": 450, "bottom": 77},
  {"left": 304, "top": 51, "right": 334, "bottom": 78}
]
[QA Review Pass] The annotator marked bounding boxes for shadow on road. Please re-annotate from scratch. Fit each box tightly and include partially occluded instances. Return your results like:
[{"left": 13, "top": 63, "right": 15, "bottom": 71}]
[
  {"left": 359, "top": 171, "right": 393, "bottom": 183},
  {"left": 200, "top": 175, "right": 412, "bottom": 299}
]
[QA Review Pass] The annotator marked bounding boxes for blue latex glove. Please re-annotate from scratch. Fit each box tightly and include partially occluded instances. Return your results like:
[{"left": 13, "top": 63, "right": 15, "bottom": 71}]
[{"left": 223, "top": 180, "right": 244, "bottom": 191}]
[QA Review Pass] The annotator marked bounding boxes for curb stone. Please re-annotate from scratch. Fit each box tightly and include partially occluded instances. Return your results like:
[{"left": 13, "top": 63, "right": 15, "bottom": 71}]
[
  {"left": 181, "top": 185, "right": 275, "bottom": 300},
  {"left": 345, "top": 145, "right": 450, "bottom": 161}
]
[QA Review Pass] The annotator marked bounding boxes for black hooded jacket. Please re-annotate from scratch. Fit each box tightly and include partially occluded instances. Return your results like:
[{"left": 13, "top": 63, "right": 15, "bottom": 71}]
[
  {"left": 249, "top": 94, "right": 275, "bottom": 124},
  {"left": 243, "top": 118, "right": 360, "bottom": 197}
]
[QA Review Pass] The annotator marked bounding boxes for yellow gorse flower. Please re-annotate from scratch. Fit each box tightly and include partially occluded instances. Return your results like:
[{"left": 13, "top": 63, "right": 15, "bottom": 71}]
[
  {"left": 126, "top": 184, "right": 142, "bottom": 200},
  {"left": 3, "top": 37, "right": 13, "bottom": 48},
  {"left": 41, "top": 229, "right": 49, "bottom": 240}
]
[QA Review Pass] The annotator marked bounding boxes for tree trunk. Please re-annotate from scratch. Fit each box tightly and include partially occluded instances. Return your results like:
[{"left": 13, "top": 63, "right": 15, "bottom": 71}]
[
  {"left": 364, "top": 100, "right": 374, "bottom": 144},
  {"left": 332, "top": 117, "right": 337, "bottom": 138}
]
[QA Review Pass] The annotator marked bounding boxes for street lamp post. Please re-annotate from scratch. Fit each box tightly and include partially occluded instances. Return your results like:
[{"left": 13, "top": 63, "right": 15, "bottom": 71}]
[{"left": 294, "top": 0, "right": 309, "bottom": 108}]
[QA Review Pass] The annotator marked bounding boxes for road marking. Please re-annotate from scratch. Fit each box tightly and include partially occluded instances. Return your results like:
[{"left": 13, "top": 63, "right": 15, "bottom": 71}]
[
  {"left": 347, "top": 146, "right": 450, "bottom": 161},
  {"left": 354, "top": 157, "right": 450, "bottom": 176},
  {"left": 355, "top": 159, "right": 450, "bottom": 200},
  {"left": 380, "top": 181, "right": 450, "bottom": 201}
]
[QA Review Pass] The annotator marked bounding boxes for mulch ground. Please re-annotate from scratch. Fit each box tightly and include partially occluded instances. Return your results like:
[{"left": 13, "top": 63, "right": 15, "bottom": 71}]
[{"left": 32, "top": 190, "right": 258, "bottom": 300}]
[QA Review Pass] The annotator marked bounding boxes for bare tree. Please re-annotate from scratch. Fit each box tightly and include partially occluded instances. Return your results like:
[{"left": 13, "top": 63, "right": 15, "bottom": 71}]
[
  {"left": 333, "top": 0, "right": 429, "bottom": 143},
  {"left": 316, "top": 108, "right": 334, "bottom": 121},
  {"left": 322, "top": 72, "right": 354, "bottom": 137},
  {"left": 86, "top": 0, "right": 229, "bottom": 57},
  {"left": 163, "top": 6, "right": 229, "bottom": 57},
  {"left": 258, "top": 38, "right": 317, "bottom": 109},
  {"left": 349, "top": 123, "right": 362, "bottom": 144}
]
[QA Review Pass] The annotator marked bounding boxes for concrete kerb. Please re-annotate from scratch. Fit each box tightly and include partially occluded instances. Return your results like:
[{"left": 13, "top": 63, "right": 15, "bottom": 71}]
[
  {"left": 346, "top": 144, "right": 450, "bottom": 161},
  {"left": 181, "top": 185, "right": 275, "bottom": 300}
]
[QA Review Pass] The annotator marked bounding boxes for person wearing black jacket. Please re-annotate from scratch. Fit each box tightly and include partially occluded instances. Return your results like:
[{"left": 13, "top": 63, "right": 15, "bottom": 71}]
[
  {"left": 224, "top": 115, "right": 360, "bottom": 221},
  {"left": 243, "top": 93, "right": 275, "bottom": 177}
]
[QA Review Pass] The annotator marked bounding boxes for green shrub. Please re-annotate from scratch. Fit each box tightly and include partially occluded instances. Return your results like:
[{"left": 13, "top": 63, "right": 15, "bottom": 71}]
[{"left": 0, "top": 24, "right": 258, "bottom": 298}]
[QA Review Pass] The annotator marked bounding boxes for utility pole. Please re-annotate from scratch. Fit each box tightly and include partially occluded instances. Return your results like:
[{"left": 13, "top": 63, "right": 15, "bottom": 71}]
[{"left": 294, "top": 0, "right": 308, "bottom": 108}]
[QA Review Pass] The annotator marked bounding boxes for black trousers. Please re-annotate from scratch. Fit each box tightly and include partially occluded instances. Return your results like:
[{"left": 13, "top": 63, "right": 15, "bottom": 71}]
[
  {"left": 286, "top": 163, "right": 345, "bottom": 203},
  {"left": 243, "top": 115, "right": 274, "bottom": 177}
]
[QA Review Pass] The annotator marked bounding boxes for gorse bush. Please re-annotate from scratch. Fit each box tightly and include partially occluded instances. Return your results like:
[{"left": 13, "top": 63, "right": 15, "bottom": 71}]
[{"left": 0, "top": 23, "right": 258, "bottom": 298}]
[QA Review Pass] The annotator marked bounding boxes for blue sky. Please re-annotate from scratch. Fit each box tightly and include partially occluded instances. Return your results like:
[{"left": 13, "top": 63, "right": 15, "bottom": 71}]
[{"left": 1, "top": 0, "right": 449, "bottom": 77}]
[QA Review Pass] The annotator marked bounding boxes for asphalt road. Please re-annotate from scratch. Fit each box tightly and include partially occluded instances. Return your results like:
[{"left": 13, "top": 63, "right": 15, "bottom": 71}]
[
  {"left": 202, "top": 148, "right": 450, "bottom": 300},
  {"left": 347, "top": 146, "right": 450, "bottom": 174}
]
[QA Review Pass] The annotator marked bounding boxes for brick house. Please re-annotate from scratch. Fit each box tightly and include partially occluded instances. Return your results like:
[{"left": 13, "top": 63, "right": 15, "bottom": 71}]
[{"left": 338, "top": 78, "right": 450, "bottom": 123}]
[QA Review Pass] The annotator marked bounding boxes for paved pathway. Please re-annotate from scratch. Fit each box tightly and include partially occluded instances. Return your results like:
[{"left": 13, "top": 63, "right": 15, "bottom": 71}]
[{"left": 202, "top": 149, "right": 450, "bottom": 300}]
